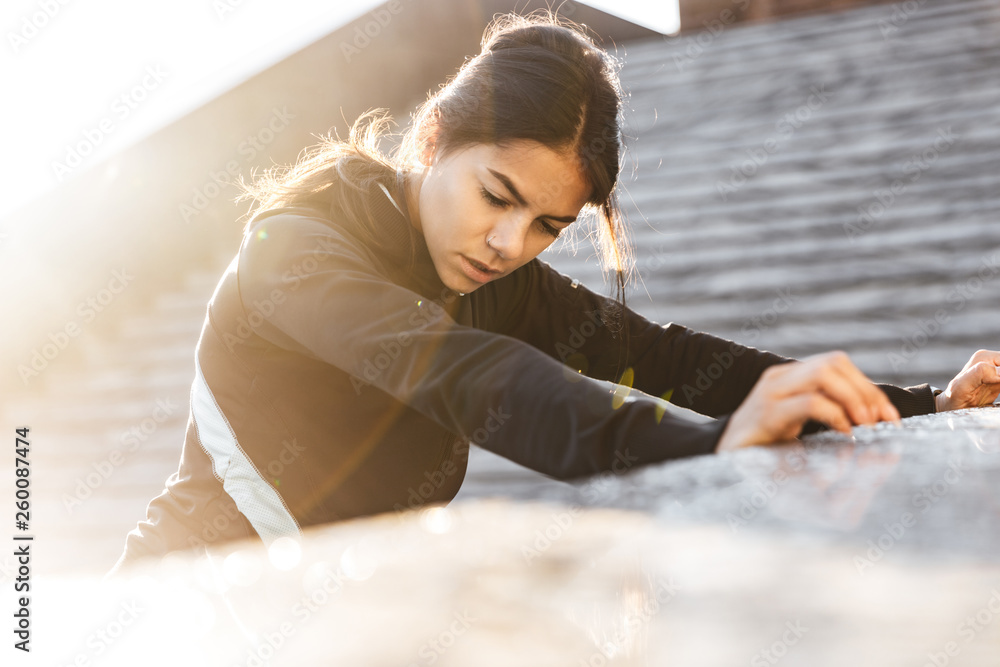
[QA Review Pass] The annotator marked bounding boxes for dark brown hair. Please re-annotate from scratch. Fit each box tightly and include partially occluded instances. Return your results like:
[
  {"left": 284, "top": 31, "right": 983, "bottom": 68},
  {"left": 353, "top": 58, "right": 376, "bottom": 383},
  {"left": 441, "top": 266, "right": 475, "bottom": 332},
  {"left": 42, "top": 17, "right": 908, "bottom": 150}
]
[{"left": 236, "top": 9, "right": 635, "bottom": 365}]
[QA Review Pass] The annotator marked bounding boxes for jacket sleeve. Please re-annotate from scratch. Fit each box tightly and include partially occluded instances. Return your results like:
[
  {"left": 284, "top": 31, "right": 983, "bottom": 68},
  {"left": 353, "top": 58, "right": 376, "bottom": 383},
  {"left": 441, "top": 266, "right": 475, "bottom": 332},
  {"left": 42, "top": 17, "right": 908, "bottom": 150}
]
[
  {"left": 236, "top": 213, "right": 729, "bottom": 480},
  {"left": 485, "top": 258, "right": 795, "bottom": 417},
  {"left": 485, "top": 258, "right": 937, "bottom": 431}
]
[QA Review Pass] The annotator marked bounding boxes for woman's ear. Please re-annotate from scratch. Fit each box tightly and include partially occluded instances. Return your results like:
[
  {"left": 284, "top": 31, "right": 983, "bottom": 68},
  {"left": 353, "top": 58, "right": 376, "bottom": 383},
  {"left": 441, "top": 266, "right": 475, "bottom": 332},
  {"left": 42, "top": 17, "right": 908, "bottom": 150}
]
[{"left": 418, "top": 123, "right": 441, "bottom": 167}]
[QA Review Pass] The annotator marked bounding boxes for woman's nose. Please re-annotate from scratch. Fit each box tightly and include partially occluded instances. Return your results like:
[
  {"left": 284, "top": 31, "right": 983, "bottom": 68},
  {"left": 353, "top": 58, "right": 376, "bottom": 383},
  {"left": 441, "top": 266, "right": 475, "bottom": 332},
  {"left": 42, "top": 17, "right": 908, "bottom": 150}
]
[{"left": 488, "top": 216, "right": 526, "bottom": 261}]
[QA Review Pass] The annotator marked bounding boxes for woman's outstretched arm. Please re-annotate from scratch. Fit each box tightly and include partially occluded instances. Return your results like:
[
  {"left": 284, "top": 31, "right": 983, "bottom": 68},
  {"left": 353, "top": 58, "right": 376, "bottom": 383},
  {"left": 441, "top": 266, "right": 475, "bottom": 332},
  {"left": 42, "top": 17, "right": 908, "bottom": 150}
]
[
  {"left": 478, "top": 257, "right": 791, "bottom": 418},
  {"left": 483, "top": 258, "right": 944, "bottom": 445}
]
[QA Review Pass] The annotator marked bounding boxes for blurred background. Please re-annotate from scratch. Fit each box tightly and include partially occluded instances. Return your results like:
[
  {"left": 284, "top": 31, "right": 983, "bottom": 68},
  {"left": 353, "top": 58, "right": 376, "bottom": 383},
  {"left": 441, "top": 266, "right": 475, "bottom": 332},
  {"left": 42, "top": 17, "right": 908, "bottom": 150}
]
[{"left": 1, "top": 0, "right": 998, "bottom": 578}]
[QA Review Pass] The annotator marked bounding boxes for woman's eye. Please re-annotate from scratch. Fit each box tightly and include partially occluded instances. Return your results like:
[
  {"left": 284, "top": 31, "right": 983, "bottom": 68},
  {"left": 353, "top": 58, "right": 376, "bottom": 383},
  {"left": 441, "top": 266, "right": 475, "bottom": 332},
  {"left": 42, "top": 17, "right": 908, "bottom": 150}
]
[
  {"left": 480, "top": 187, "right": 507, "bottom": 209},
  {"left": 480, "top": 186, "right": 560, "bottom": 238},
  {"left": 539, "top": 220, "right": 561, "bottom": 238}
]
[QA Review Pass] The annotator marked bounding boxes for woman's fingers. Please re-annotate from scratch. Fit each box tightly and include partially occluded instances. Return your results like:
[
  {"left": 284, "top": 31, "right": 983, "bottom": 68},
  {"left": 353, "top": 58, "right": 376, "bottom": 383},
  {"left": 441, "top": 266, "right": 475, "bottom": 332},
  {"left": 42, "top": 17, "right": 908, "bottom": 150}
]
[
  {"left": 939, "top": 350, "right": 1000, "bottom": 410},
  {"left": 824, "top": 351, "right": 901, "bottom": 423},
  {"left": 783, "top": 391, "right": 855, "bottom": 435},
  {"left": 716, "top": 383, "right": 853, "bottom": 451},
  {"left": 961, "top": 349, "right": 1000, "bottom": 373},
  {"left": 716, "top": 351, "right": 903, "bottom": 452},
  {"left": 764, "top": 355, "right": 868, "bottom": 425},
  {"left": 767, "top": 352, "right": 900, "bottom": 425}
]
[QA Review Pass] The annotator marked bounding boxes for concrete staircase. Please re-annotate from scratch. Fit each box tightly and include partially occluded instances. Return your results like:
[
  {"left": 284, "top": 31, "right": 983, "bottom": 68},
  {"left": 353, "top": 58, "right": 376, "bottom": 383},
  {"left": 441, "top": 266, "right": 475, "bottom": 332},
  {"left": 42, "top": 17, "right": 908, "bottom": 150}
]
[
  {"left": 544, "top": 0, "right": 1000, "bottom": 389},
  {"left": 1, "top": 267, "right": 223, "bottom": 576}
]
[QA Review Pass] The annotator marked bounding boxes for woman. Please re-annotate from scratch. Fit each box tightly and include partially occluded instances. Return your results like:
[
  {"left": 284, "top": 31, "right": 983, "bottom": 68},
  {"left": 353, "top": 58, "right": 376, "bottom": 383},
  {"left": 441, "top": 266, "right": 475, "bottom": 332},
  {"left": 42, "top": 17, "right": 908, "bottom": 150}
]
[{"left": 110, "top": 11, "right": 1000, "bottom": 574}]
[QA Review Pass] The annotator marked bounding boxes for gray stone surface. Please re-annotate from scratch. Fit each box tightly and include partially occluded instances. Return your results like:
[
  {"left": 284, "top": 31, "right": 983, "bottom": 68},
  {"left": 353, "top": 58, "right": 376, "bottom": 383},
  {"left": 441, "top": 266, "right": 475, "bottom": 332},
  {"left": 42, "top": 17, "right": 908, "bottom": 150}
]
[{"left": 33, "top": 408, "right": 1000, "bottom": 666}]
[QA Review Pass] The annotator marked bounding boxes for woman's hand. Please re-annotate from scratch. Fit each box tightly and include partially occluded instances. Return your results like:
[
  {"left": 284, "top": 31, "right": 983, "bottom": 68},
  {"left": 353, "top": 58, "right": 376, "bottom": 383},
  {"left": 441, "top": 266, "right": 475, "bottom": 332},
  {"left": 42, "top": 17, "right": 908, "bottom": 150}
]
[
  {"left": 716, "top": 351, "right": 901, "bottom": 452},
  {"left": 934, "top": 349, "right": 1000, "bottom": 412}
]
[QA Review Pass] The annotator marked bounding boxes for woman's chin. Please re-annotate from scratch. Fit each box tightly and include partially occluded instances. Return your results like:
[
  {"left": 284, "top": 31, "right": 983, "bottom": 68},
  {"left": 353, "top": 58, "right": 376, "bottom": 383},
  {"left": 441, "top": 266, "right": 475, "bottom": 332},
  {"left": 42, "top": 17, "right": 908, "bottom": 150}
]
[{"left": 442, "top": 268, "right": 484, "bottom": 294}]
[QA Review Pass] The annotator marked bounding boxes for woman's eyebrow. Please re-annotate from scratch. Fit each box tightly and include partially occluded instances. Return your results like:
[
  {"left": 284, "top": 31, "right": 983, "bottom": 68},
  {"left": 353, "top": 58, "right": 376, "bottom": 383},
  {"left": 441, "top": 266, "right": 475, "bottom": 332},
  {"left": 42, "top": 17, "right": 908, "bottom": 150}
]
[{"left": 486, "top": 167, "right": 578, "bottom": 223}]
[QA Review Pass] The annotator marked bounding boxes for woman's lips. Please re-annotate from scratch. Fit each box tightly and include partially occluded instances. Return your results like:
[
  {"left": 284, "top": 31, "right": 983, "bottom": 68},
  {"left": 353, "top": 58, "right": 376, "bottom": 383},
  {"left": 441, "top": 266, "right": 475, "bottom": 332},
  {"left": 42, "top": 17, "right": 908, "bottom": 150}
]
[{"left": 460, "top": 255, "right": 500, "bottom": 283}]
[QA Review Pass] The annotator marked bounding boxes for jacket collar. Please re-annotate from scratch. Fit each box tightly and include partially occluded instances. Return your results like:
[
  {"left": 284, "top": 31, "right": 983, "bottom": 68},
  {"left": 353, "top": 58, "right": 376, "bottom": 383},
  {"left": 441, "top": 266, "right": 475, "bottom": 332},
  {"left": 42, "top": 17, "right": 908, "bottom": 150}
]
[
  {"left": 243, "top": 173, "right": 455, "bottom": 301},
  {"left": 370, "top": 172, "right": 419, "bottom": 261},
  {"left": 369, "top": 174, "right": 455, "bottom": 301}
]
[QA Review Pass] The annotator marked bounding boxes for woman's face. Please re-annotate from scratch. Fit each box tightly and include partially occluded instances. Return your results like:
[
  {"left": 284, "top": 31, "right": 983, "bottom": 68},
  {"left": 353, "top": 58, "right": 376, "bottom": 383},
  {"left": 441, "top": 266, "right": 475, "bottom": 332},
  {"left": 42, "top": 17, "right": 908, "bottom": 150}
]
[{"left": 404, "top": 139, "right": 592, "bottom": 293}]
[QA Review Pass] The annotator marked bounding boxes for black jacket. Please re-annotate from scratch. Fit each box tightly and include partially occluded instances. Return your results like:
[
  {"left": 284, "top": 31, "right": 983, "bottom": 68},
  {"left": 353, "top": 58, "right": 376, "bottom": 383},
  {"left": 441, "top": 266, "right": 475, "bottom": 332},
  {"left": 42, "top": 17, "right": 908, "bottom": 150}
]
[{"left": 127, "top": 173, "right": 937, "bottom": 555}]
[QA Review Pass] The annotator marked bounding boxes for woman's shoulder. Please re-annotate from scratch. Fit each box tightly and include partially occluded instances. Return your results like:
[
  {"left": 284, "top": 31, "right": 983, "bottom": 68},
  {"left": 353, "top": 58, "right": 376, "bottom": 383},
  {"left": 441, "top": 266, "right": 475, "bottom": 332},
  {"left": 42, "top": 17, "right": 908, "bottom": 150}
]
[
  {"left": 243, "top": 177, "right": 411, "bottom": 251},
  {"left": 237, "top": 206, "right": 367, "bottom": 280},
  {"left": 243, "top": 205, "right": 334, "bottom": 235},
  {"left": 237, "top": 180, "right": 420, "bottom": 287},
  {"left": 240, "top": 202, "right": 373, "bottom": 255}
]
